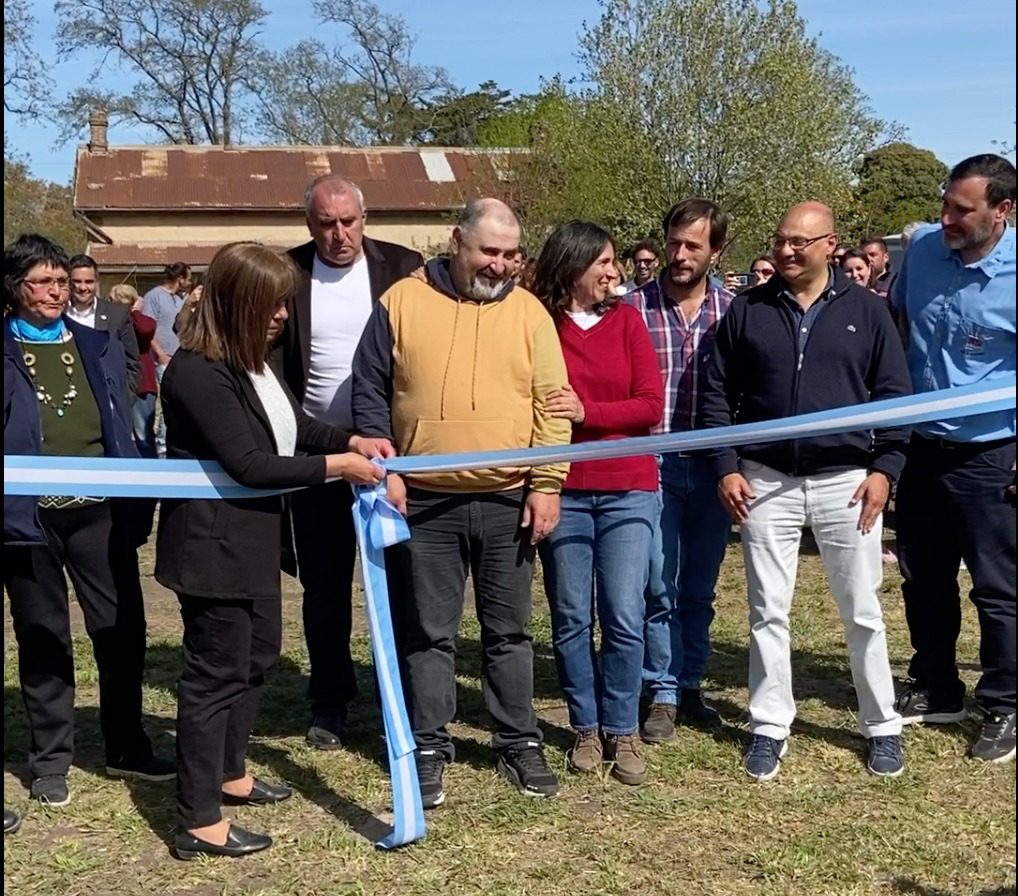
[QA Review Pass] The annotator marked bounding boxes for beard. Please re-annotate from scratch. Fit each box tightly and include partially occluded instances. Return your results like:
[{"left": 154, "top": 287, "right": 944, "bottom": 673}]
[
  {"left": 666, "top": 260, "right": 709, "bottom": 286},
  {"left": 943, "top": 215, "right": 995, "bottom": 251},
  {"left": 464, "top": 272, "right": 510, "bottom": 300}
]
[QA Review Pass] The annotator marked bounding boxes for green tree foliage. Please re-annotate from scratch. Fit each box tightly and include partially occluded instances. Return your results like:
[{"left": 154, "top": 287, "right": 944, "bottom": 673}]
[
  {"left": 416, "top": 81, "right": 514, "bottom": 146},
  {"left": 474, "top": 80, "right": 667, "bottom": 250},
  {"left": 853, "top": 142, "right": 947, "bottom": 237},
  {"left": 4, "top": 142, "right": 87, "bottom": 252},
  {"left": 503, "top": 0, "right": 898, "bottom": 265},
  {"left": 55, "top": 0, "right": 268, "bottom": 145}
]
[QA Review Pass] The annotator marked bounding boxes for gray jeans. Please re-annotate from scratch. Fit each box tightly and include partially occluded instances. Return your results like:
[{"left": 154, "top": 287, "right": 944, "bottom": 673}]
[{"left": 386, "top": 487, "right": 539, "bottom": 761}]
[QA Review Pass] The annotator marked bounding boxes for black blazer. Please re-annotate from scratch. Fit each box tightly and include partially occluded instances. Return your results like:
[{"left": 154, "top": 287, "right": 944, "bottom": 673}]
[
  {"left": 93, "top": 299, "right": 141, "bottom": 396},
  {"left": 155, "top": 349, "right": 351, "bottom": 600},
  {"left": 276, "top": 237, "right": 424, "bottom": 403}
]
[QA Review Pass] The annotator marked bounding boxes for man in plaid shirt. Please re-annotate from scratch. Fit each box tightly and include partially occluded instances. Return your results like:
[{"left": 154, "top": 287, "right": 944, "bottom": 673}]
[{"left": 624, "top": 198, "right": 735, "bottom": 743}]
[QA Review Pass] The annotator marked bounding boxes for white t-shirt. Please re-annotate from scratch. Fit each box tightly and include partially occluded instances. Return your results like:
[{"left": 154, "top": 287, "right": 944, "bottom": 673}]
[
  {"left": 301, "top": 254, "right": 373, "bottom": 430},
  {"left": 248, "top": 365, "right": 297, "bottom": 457},
  {"left": 566, "top": 309, "right": 603, "bottom": 331}
]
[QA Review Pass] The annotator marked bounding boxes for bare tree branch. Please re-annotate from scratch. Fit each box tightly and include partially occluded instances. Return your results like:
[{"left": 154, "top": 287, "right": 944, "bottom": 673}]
[
  {"left": 54, "top": 0, "right": 267, "bottom": 145},
  {"left": 4, "top": 0, "right": 53, "bottom": 118}
]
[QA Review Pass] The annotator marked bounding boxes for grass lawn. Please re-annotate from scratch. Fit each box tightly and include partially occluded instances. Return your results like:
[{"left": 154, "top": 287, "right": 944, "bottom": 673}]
[{"left": 3, "top": 541, "right": 1015, "bottom": 896}]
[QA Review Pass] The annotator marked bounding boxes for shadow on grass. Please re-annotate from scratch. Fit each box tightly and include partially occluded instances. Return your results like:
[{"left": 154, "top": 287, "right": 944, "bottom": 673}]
[
  {"left": 891, "top": 878, "right": 1016, "bottom": 896},
  {"left": 709, "top": 637, "right": 861, "bottom": 712},
  {"left": 3, "top": 687, "right": 180, "bottom": 846},
  {"left": 3, "top": 680, "right": 406, "bottom": 849},
  {"left": 140, "top": 643, "right": 397, "bottom": 776},
  {"left": 247, "top": 739, "right": 394, "bottom": 845}
]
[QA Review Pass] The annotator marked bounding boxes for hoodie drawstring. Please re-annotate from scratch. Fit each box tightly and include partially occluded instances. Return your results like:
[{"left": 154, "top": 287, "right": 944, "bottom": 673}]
[
  {"left": 438, "top": 300, "right": 483, "bottom": 418},
  {"left": 439, "top": 300, "right": 461, "bottom": 420},
  {"left": 471, "top": 303, "right": 481, "bottom": 412}
]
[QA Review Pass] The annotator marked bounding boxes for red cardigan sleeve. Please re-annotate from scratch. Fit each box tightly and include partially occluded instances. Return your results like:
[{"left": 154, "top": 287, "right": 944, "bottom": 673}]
[{"left": 581, "top": 308, "right": 664, "bottom": 432}]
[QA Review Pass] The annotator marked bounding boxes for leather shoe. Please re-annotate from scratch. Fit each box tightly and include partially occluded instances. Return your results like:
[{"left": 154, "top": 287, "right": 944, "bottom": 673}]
[
  {"left": 4, "top": 808, "right": 21, "bottom": 835},
  {"left": 221, "top": 777, "right": 293, "bottom": 806},
  {"left": 679, "top": 688, "right": 723, "bottom": 729},
  {"left": 173, "top": 823, "right": 272, "bottom": 860},
  {"left": 306, "top": 712, "right": 345, "bottom": 750}
]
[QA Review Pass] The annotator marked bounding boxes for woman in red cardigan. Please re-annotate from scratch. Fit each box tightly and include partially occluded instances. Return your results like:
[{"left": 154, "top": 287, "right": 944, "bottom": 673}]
[{"left": 531, "top": 221, "right": 663, "bottom": 786}]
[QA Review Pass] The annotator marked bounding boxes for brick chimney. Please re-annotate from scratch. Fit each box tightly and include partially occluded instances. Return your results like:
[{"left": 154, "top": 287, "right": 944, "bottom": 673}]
[{"left": 88, "top": 109, "right": 109, "bottom": 154}]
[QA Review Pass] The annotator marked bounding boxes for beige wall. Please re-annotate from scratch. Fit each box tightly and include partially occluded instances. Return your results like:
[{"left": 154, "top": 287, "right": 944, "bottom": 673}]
[{"left": 88, "top": 210, "right": 456, "bottom": 257}]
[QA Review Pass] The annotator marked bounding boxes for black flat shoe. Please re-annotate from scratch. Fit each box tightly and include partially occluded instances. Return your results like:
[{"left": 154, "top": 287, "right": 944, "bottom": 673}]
[
  {"left": 221, "top": 777, "right": 293, "bottom": 806},
  {"left": 4, "top": 808, "right": 21, "bottom": 835},
  {"left": 172, "top": 823, "right": 272, "bottom": 860}
]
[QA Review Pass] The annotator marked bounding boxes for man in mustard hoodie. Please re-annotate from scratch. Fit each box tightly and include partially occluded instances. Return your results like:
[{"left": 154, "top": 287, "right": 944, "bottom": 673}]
[{"left": 352, "top": 198, "right": 571, "bottom": 808}]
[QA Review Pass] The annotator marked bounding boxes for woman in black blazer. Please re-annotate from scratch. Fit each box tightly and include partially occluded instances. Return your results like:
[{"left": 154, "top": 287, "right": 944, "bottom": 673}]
[{"left": 156, "top": 242, "right": 388, "bottom": 860}]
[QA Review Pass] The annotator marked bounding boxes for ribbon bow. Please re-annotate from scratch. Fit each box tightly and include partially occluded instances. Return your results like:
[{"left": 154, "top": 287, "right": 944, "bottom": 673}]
[{"left": 352, "top": 479, "right": 425, "bottom": 848}]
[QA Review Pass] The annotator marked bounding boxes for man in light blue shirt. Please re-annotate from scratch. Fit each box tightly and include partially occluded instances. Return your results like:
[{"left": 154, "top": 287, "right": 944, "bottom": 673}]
[
  {"left": 891, "top": 154, "right": 1016, "bottom": 764},
  {"left": 141, "top": 262, "right": 192, "bottom": 456}
]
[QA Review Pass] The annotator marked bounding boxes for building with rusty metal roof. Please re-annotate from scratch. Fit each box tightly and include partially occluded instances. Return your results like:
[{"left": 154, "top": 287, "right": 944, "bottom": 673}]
[{"left": 73, "top": 113, "right": 518, "bottom": 293}]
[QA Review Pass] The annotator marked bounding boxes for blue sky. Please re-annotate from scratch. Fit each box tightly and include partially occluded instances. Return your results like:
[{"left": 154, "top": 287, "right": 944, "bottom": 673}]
[{"left": 10, "top": 0, "right": 1016, "bottom": 183}]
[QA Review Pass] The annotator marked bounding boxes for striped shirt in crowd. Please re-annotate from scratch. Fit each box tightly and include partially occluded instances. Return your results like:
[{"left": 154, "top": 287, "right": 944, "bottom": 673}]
[{"left": 623, "top": 279, "right": 734, "bottom": 434}]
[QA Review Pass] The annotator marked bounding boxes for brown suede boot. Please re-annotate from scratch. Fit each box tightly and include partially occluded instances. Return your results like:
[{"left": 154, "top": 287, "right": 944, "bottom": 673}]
[
  {"left": 568, "top": 730, "right": 603, "bottom": 773},
  {"left": 604, "top": 733, "right": 647, "bottom": 785},
  {"left": 640, "top": 702, "right": 677, "bottom": 743}
]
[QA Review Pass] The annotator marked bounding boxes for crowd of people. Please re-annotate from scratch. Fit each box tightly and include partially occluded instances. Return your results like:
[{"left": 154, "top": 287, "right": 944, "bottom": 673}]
[{"left": 3, "top": 153, "right": 1015, "bottom": 858}]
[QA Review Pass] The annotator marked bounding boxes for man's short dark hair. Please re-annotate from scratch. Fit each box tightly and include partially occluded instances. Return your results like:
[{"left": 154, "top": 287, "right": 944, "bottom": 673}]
[
  {"left": 68, "top": 253, "right": 98, "bottom": 272},
  {"left": 627, "top": 238, "right": 662, "bottom": 261},
  {"left": 164, "top": 262, "right": 191, "bottom": 281},
  {"left": 860, "top": 237, "right": 888, "bottom": 252},
  {"left": 661, "top": 198, "right": 728, "bottom": 251},
  {"left": 949, "top": 154, "right": 1017, "bottom": 207}
]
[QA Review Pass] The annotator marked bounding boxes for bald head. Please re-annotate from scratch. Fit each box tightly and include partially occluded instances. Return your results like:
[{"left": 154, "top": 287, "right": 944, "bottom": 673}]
[
  {"left": 305, "top": 174, "right": 365, "bottom": 215},
  {"left": 458, "top": 197, "right": 519, "bottom": 237},
  {"left": 780, "top": 201, "right": 836, "bottom": 235},
  {"left": 773, "top": 201, "right": 838, "bottom": 288}
]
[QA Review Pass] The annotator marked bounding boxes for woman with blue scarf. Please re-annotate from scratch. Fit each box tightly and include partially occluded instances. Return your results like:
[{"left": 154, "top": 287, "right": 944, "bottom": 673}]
[{"left": 3, "top": 234, "right": 173, "bottom": 822}]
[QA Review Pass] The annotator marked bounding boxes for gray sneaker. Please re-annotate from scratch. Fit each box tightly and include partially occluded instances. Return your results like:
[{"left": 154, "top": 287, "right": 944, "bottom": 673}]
[
  {"left": 969, "top": 712, "right": 1016, "bottom": 763},
  {"left": 895, "top": 682, "right": 966, "bottom": 726},
  {"left": 640, "top": 703, "right": 677, "bottom": 743}
]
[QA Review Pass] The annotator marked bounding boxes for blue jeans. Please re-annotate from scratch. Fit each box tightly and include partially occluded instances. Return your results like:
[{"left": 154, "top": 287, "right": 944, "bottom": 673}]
[
  {"left": 132, "top": 393, "right": 158, "bottom": 458},
  {"left": 540, "top": 490, "right": 656, "bottom": 734},
  {"left": 155, "top": 364, "right": 168, "bottom": 458},
  {"left": 643, "top": 455, "right": 731, "bottom": 704}
]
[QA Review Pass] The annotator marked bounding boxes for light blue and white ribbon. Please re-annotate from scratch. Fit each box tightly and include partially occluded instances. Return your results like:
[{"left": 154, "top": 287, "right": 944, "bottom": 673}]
[
  {"left": 5, "top": 379, "right": 1014, "bottom": 497},
  {"left": 3, "top": 376, "right": 1015, "bottom": 851},
  {"left": 352, "top": 481, "right": 425, "bottom": 848}
]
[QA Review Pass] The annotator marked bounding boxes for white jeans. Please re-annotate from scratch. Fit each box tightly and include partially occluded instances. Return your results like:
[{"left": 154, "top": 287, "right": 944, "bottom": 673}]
[{"left": 739, "top": 461, "right": 902, "bottom": 740}]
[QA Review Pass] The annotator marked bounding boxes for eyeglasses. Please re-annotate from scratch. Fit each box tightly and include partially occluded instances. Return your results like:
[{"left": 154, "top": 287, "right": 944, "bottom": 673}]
[
  {"left": 633, "top": 258, "right": 658, "bottom": 267},
  {"left": 770, "top": 233, "right": 834, "bottom": 251},
  {"left": 23, "top": 277, "right": 71, "bottom": 291},
  {"left": 751, "top": 268, "right": 775, "bottom": 276}
]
